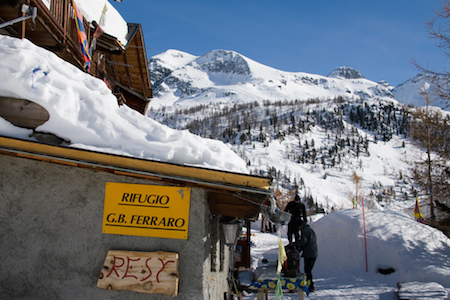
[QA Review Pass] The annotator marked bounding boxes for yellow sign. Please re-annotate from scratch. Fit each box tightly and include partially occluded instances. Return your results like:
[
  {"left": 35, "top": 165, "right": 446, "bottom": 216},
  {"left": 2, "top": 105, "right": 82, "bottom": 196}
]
[{"left": 102, "top": 183, "right": 190, "bottom": 239}]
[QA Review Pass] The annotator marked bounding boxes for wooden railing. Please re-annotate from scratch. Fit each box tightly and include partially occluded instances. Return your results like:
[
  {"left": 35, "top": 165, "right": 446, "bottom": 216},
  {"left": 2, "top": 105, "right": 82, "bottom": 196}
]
[{"left": 29, "top": 0, "right": 91, "bottom": 68}]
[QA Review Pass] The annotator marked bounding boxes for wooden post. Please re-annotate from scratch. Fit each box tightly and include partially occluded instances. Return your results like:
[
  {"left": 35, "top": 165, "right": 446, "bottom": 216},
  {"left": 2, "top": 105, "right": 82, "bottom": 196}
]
[
  {"left": 298, "top": 288, "right": 304, "bottom": 300},
  {"left": 257, "top": 287, "right": 268, "bottom": 300},
  {"left": 257, "top": 288, "right": 263, "bottom": 300},
  {"left": 21, "top": 8, "right": 26, "bottom": 38}
]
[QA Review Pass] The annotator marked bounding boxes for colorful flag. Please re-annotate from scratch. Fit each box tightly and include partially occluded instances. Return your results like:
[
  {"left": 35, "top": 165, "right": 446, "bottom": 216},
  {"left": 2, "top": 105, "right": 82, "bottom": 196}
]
[
  {"left": 71, "top": 0, "right": 91, "bottom": 72},
  {"left": 414, "top": 197, "right": 426, "bottom": 224}
]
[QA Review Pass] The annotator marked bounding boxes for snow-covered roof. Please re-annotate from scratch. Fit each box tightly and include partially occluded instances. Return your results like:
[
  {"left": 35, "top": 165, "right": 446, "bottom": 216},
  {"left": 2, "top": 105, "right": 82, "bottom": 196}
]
[
  {"left": 0, "top": 35, "right": 248, "bottom": 174},
  {"left": 73, "top": 0, "right": 128, "bottom": 46}
]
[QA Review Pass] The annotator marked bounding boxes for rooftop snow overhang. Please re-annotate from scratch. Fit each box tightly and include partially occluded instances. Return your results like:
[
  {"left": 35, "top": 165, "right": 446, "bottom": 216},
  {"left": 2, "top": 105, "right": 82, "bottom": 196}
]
[
  {"left": 0, "top": 136, "right": 271, "bottom": 219},
  {"left": 91, "top": 22, "right": 125, "bottom": 54}
]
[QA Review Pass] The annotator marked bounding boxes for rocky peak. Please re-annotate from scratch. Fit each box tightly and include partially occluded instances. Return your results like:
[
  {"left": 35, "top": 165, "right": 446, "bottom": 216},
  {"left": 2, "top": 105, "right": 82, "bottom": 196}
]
[
  {"left": 191, "top": 49, "right": 251, "bottom": 75},
  {"left": 328, "top": 66, "right": 365, "bottom": 79}
]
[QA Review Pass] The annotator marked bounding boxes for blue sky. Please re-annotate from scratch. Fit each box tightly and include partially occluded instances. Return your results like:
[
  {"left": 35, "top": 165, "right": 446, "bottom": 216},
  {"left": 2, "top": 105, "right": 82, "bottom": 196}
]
[{"left": 111, "top": 0, "right": 445, "bottom": 87}]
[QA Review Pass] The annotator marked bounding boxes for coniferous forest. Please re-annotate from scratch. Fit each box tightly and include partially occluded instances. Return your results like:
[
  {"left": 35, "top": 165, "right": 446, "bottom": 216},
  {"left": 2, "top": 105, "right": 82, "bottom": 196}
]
[{"left": 149, "top": 94, "right": 450, "bottom": 231}]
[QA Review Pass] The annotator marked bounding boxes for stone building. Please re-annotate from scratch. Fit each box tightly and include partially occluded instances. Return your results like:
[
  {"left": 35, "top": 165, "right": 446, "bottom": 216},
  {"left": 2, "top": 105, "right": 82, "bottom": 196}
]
[{"left": 0, "top": 136, "right": 271, "bottom": 299}]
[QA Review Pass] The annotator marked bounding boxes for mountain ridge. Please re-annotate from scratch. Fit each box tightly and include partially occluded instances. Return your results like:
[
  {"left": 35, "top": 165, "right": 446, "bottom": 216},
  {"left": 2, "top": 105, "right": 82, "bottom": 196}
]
[
  {"left": 149, "top": 49, "right": 397, "bottom": 108},
  {"left": 146, "top": 48, "right": 448, "bottom": 221}
]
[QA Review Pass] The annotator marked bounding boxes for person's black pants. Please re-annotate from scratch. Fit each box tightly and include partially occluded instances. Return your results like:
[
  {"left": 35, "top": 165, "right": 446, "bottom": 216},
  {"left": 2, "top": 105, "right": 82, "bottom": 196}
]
[
  {"left": 287, "top": 222, "right": 299, "bottom": 243},
  {"left": 304, "top": 257, "right": 316, "bottom": 288}
]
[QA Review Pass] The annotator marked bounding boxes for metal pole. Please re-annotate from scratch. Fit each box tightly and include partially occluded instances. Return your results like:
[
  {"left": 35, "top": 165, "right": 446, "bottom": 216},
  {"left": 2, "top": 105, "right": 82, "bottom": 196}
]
[
  {"left": 0, "top": 15, "right": 32, "bottom": 30},
  {"left": 362, "top": 197, "right": 368, "bottom": 272},
  {"left": 0, "top": 6, "right": 37, "bottom": 30}
]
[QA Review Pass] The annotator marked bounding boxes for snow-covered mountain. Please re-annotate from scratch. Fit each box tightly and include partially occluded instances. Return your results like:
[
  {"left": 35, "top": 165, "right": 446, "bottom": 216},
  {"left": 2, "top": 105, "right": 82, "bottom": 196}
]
[
  {"left": 149, "top": 49, "right": 395, "bottom": 108},
  {"left": 147, "top": 49, "right": 448, "bottom": 221},
  {"left": 392, "top": 73, "right": 448, "bottom": 110},
  {"left": 148, "top": 50, "right": 197, "bottom": 91}
]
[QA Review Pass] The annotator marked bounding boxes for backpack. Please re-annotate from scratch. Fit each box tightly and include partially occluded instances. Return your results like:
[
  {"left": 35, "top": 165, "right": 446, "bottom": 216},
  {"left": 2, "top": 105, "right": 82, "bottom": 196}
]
[{"left": 282, "top": 245, "right": 300, "bottom": 277}]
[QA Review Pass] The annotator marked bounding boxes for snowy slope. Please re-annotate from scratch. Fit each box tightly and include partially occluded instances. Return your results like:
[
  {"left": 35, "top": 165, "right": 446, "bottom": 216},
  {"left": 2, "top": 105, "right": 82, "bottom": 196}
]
[
  {"left": 240, "top": 132, "right": 419, "bottom": 214},
  {"left": 0, "top": 35, "right": 248, "bottom": 173},
  {"left": 149, "top": 49, "right": 396, "bottom": 108}
]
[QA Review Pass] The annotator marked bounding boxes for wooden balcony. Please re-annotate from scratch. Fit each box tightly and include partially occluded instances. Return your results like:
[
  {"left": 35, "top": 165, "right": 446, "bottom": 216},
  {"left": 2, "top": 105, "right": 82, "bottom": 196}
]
[{"left": 0, "top": 0, "right": 90, "bottom": 69}]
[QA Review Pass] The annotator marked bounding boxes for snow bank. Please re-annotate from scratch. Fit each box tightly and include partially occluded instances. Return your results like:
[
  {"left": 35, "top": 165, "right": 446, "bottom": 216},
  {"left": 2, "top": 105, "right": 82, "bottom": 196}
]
[
  {"left": 313, "top": 209, "right": 450, "bottom": 286},
  {"left": 248, "top": 209, "right": 450, "bottom": 298},
  {"left": 0, "top": 35, "right": 248, "bottom": 174}
]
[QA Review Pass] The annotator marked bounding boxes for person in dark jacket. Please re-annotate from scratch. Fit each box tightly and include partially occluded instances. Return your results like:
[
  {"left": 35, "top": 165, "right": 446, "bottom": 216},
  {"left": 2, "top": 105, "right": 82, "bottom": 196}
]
[
  {"left": 284, "top": 194, "right": 307, "bottom": 243},
  {"left": 295, "top": 221, "right": 318, "bottom": 292}
]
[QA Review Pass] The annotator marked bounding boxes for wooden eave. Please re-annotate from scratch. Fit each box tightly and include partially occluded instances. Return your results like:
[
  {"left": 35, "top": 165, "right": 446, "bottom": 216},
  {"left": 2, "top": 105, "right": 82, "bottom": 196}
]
[
  {"left": 0, "top": 136, "right": 271, "bottom": 219},
  {"left": 93, "top": 23, "right": 152, "bottom": 114},
  {"left": 208, "top": 190, "right": 268, "bottom": 220},
  {"left": 94, "top": 30, "right": 124, "bottom": 54},
  {"left": 114, "top": 81, "right": 149, "bottom": 102},
  {"left": 111, "top": 23, "right": 152, "bottom": 100}
]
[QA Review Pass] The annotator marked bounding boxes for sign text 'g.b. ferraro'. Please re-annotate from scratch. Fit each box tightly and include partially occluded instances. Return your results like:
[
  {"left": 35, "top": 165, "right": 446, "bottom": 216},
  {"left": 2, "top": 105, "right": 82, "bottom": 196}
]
[{"left": 102, "top": 183, "right": 190, "bottom": 239}]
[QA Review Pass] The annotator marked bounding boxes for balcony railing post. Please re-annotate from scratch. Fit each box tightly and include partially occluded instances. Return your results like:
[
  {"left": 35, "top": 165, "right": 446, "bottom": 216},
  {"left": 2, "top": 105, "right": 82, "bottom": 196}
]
[{"left": 63, "top": 0, "right": 68, "bottom": 44}]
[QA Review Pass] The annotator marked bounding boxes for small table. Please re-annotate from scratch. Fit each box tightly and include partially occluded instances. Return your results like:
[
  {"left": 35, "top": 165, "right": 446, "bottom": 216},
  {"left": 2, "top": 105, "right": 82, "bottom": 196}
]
[{"left": 246, "top": 275, "right": 309, "bottom": 300}]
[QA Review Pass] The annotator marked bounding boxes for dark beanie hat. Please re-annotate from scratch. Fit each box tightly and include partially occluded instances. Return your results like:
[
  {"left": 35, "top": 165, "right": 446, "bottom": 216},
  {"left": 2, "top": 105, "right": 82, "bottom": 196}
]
[
  {"left": 297, "top": 219, "right": 306, "bottom": 228},
  {"left": 294, "top": 194, "right": 300, "bottom": 202}
]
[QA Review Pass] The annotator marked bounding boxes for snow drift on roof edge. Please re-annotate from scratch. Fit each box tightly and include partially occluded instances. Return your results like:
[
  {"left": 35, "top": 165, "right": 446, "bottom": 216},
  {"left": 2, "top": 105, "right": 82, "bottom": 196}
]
[
  {"left": 73, "top": 0, "right": 128, "bottom": 46},
  {"left": 0, "top": 35, "right": 248, "bottom": 174}
]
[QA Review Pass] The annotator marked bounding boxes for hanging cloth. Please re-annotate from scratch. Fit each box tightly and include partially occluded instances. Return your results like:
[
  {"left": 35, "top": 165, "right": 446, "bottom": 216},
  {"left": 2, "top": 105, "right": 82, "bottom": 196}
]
[
  {"left": 275, "top": 238, "right": 287, "bottom": 299},
  {"left": 71, "top": 0, "right": 91, "bottom": 71},
  {"left": 414, "top": 197, "right": 426, "bottom": 224}
]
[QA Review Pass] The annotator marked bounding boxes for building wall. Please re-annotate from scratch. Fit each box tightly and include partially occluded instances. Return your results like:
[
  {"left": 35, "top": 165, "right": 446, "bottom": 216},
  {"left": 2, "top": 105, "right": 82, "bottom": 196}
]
[
  {"left": 0, "top": 154, "right": 231, "bottom": 299},
  {"left": 203, "top": 215, "right": 234, "bottom": 300}
]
